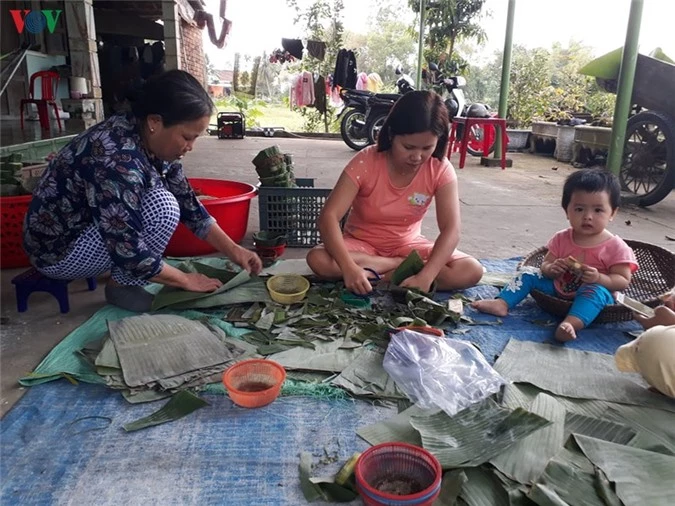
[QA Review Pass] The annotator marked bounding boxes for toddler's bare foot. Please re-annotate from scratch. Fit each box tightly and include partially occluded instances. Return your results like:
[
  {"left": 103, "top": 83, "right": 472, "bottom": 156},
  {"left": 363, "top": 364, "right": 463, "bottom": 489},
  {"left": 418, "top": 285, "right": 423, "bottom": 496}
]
[
  {"left": 555, "top": 322, "right": 577, "bottom": 342},
  {"left": 471, "top": 298, "right": 508, "bottom": 317}
]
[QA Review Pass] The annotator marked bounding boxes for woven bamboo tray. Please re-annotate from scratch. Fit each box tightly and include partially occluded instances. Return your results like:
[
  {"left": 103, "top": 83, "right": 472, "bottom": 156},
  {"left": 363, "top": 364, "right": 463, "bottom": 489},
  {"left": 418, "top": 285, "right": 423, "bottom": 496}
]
[{"left": 518, "top": 240, "right": 675, "bottom": 323}]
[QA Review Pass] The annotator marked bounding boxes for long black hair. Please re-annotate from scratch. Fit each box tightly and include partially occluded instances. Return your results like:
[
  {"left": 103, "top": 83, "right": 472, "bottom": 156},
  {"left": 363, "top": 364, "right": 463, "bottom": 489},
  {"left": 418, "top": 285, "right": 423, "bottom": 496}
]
[
  {"left": 128, "top": 69, "right": 214, "bottom": 127},
  {"left": 377, "top": 90, "right": 449, "bottom": 160}
]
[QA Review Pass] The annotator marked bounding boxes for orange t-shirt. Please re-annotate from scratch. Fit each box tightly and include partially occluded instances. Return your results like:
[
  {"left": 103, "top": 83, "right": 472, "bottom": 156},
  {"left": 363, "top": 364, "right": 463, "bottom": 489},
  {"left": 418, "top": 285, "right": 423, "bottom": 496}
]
[{"left": 342, "top": 146, "right": 456, "bottom": 253}]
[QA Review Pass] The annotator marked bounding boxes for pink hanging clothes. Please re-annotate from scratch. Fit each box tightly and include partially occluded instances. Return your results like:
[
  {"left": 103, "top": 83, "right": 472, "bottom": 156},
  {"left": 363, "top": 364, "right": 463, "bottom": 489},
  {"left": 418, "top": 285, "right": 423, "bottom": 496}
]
[{"left": 355, "top": 72, "right": 368, "bottom": 91}]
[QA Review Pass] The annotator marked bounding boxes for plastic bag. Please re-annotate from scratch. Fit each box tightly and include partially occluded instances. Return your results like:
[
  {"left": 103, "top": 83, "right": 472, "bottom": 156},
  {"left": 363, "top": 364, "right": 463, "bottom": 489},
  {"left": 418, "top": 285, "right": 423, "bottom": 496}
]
[{"left": 383, "top": 329, "right": 506, "bottom": 416}]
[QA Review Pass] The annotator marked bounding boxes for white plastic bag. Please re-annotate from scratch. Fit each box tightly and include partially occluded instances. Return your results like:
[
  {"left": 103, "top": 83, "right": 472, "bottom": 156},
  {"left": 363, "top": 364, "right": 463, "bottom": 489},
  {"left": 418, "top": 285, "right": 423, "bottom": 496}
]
[{"left": 383, "top": 329, "right": 505, "bottom": 416}]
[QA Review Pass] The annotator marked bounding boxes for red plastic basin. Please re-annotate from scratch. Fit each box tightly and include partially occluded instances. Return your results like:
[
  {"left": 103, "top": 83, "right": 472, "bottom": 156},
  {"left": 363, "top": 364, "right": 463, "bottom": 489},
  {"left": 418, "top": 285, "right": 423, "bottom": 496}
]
[{"left": 165, "top": 178, "right": 257, "bottom": 257}]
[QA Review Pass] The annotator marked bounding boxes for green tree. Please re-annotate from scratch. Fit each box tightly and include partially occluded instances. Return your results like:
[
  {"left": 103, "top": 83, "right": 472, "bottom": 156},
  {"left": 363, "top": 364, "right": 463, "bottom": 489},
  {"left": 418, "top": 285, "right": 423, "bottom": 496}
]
[
  {"left": 233, "top": 52, "right": 240, "bottom": 92},
  {"left": 408, "top": 0, "right": 488, "bottom": 74},
  {"left": 240, "top": 70, "right": 250, "bottom": 89},
  {"left": 351, "top": 0, "right": 417, "bottom": 88}
]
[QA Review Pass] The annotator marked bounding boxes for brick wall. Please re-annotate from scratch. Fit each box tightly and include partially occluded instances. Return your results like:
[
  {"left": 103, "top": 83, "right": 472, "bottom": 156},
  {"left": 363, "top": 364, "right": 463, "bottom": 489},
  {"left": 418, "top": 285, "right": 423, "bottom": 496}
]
[{"left": 180, "top": 21, "right": 206, "bottom": 87}]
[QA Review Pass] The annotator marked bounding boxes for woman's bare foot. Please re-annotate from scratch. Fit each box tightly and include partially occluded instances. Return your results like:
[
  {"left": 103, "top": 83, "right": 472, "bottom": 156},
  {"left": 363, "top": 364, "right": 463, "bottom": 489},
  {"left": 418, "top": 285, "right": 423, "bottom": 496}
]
[
  {"left": 555, "top": 322, "right": 577, "bottom": 342},
  {"left": 471, "top": 298, "right": 508, "bottom": 317}
]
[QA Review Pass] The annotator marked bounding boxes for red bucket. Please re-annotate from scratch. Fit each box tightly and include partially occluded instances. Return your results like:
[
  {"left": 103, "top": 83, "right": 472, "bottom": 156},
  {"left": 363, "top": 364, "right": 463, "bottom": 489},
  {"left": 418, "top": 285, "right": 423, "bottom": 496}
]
[
  {"left": 0, "top": 195, "right": 33, "bottom": 269},
  {"left": 165, "top": 179, "right": 257, "bottom": 257},
  {"left": 355, "top": 442, "right": 442, "bottom": 506}
]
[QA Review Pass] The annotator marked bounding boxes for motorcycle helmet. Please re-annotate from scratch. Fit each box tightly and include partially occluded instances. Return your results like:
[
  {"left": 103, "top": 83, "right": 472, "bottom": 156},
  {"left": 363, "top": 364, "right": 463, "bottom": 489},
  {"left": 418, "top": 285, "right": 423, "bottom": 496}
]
[
  {"left": 445, "top": 98, "right": 459, "bottom": 119},
  {"left": 466, "top": 103, "right": 490, "bottom": 118}
]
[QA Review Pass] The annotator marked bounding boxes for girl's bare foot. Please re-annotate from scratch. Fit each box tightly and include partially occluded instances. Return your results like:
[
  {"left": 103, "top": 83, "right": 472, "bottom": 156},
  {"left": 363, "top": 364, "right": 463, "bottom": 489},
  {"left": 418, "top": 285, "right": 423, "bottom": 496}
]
[
  {"left": 555, "top": 321, "right": 577, "bottom": 342},
  {"left": 471, "top": 298, "right": 508, "bottom": 317}
]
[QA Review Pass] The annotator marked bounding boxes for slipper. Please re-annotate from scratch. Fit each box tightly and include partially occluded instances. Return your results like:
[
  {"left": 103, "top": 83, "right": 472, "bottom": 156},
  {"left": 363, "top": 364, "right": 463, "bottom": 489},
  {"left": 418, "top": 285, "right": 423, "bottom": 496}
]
[{"left": 105, "top": 284, "right": 154, "bottom": 312}]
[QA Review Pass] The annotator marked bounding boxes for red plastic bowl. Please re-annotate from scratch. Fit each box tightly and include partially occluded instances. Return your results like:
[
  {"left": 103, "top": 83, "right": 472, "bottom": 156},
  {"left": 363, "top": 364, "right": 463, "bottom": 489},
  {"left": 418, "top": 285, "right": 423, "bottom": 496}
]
[
  {"left": 355, "top": 442, "right": 442, "bottom": 506},
  {"left": 165, "top": 179, "right": 257, "bottom": 257},
  {"left": 222, "top": 359, "right": 286, "bottom": 408}
]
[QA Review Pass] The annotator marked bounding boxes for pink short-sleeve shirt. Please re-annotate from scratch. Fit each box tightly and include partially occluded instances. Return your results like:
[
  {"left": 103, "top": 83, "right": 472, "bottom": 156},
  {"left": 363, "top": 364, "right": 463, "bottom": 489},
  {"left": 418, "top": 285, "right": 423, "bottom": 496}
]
[
  {"left": 547, "top": 228, "right": 638, "bottom": 297},
  {"left": 342, "top": 146, "right": 456, "bottom": 255}
]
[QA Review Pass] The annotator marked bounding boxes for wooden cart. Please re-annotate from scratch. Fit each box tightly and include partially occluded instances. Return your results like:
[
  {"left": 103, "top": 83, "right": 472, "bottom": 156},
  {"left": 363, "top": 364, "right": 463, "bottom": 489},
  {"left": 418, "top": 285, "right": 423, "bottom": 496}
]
[{"left": 598, "top": 54, "right": 675, "bottom": 206}]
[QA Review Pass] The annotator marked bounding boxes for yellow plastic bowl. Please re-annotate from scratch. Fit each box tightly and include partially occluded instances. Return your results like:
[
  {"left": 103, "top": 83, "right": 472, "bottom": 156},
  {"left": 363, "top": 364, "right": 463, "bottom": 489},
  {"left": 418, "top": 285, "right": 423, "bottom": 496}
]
[{"left": 267, "top": 274, "right": 310, "bottom": 304}]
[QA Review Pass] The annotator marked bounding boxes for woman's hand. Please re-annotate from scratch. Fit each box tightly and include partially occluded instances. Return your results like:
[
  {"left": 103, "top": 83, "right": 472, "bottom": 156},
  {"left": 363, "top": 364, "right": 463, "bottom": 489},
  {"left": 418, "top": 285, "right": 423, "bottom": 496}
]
[
  {"left": 231, "top": 245, "right": 263, "bottom": 275},
  {"left": 182, "top": 272, "right": 222, "bottom": 292},
  {"left": 344, "top": 265, "right": 373, "bottom": 295},
  {"left": 399, "top": 272, "right": 434, "bottom": 294},
  {"left": 634, "top": 305, "right": 675, "bottom": 329}
]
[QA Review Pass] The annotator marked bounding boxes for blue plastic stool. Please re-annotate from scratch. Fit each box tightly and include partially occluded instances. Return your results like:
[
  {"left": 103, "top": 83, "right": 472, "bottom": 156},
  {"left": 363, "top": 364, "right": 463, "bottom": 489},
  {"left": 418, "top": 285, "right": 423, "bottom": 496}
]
[{"left": 11, "top": 268, "right": 97, "bottom": 314}]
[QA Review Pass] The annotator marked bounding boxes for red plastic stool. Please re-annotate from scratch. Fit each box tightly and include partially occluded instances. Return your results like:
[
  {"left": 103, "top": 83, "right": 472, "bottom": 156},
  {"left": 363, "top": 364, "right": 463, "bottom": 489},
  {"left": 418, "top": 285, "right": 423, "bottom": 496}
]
[
  {"left": 448, "top": 116, "right": 509, "bottom": 170},
  {"left": 11, "top": 268, "right": 97, "bottom": 314}
]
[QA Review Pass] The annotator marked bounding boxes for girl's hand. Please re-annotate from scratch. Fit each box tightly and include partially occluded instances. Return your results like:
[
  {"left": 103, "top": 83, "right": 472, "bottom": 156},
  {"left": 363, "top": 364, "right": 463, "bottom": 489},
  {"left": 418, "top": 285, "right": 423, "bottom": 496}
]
[
  {"left": 182, "top": 272, "right": 222, "bottom": 292},
  {"left": 580, "top": 265, "right": 600, "bottom": 284},
  {"left": 547, "top": 258, "right": 568, "bottom": 278},
  {"left": 399, "top": 273, "right": 434, "bottom": 294},
  {"left": 344, "top": 265, "right": 373, "bottom": 295},
  {"left": 232, "top": 246, "right": 263, "bottom": 275}
]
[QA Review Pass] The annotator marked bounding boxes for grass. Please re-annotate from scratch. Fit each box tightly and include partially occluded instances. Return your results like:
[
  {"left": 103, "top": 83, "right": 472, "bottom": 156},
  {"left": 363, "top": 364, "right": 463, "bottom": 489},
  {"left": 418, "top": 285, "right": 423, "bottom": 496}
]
[{"left": 212, "top": 103, "right": 306, "bottom": 133}]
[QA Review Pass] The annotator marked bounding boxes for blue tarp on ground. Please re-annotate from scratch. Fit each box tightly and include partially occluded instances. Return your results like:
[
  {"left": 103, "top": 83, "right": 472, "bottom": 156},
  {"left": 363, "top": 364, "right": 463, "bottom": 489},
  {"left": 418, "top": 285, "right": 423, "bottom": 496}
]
[{"left": 0, "top": 258, "right": 642, "bottom": 505}]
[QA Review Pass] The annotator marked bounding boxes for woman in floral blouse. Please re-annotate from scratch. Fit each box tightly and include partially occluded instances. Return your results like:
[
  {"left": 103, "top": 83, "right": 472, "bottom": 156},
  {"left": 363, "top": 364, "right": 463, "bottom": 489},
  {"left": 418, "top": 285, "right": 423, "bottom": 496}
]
[{"left": 23, "top": 70, "right": 261, "bottom": 312}]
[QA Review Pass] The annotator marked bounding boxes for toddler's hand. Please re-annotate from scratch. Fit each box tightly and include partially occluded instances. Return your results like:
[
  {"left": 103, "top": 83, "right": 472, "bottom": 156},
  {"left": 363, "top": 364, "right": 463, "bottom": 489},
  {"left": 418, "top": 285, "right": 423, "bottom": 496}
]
[
  {"left": 548, "top": 258, "right": 568, "bottom": 277},
  {"left": 580, "top": 265, "right": 600, "bottom": 284}
]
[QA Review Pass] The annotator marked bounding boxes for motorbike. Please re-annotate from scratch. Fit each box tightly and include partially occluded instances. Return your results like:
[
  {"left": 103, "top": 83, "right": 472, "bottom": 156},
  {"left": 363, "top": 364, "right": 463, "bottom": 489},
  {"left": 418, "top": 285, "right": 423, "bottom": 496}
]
[
  {"left": 427, "top": 63, "right": 496, "bottom": 157},
  {"left": 338, "top": 68, "right": 416, "bottom": 150},
  {"left": 363, "top": 68, "right": 416, "bottom": 145},
  {"left": 337, "top": 88, "right": 375, "bottom": 150}
]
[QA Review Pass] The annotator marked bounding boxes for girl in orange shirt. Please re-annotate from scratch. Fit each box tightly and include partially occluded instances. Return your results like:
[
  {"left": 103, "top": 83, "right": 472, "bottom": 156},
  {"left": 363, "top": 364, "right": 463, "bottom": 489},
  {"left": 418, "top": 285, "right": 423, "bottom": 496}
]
[{"left": 307, "top": 91, "right": 483, "bottom": 295}]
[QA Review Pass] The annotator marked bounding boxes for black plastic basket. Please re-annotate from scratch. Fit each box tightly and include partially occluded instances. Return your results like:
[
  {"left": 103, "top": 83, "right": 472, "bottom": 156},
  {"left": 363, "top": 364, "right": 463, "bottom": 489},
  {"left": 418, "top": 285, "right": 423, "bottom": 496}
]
[
  {"left": 217, "top": 112, "right": 245, "bottom": 139},
  {"left": 258, "top": 178, "right": 343, "bottom": 247}
]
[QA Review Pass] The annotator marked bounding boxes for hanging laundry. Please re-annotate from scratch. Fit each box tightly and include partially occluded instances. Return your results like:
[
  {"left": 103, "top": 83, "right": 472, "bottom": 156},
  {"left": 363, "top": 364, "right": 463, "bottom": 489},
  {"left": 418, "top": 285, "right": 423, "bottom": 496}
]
[
  {"left": 290, "top": 74, "right": 301, "bottom": 108},
  {"left": 282, "top": 38, "right": 304, "bottom": 60},
  {"left": 367, "top": 72, "right": 383, "bottom": 92},
  {"left": 300, "top": 70, "right": 315, "bottom": 106},
  {"left": 306, "top": 40, "right": 326, "bottom": 61},
  {"left": 333, "top": 49, "right": 357, "bottom": 89},
  {"left": 356, "top": 72, "right": 368, "bottom": 91},
  {"left": 313, "top": 74, "right": 327, "bottom": 114}
]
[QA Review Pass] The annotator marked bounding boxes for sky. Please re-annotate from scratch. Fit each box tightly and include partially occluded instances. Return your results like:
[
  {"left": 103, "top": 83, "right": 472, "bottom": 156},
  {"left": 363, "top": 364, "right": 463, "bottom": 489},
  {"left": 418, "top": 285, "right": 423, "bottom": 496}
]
[{"left": 202, "top": 0, "right": 675, "bottom": 70}]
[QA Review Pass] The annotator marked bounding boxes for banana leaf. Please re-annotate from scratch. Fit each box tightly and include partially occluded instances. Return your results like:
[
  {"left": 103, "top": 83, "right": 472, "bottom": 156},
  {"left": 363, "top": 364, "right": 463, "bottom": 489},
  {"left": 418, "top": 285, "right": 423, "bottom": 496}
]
[
  {"left": 409, "top": 398, "right": 551, "bottom": 468},
  {"left": 151, "top": 267, "right": 251, "bottom": 311},
  {"left": 574, "top": 434, "right": 675, "bottom": 506},
  {"left": 267, "top": 338, "right": 365, "bottom": 373},
  {"left": 331, "top": 349, "right": 404, "bottom": 399},
  {"left": 435, "top": 470, "right": 469, "bottom": 506},
  {"left": 391, "top": 250, "right": 425, "bottom": 285},
  {"left": 108, "top": 314, "right": 238, "bottom": 387},
  {"left": 123, "top": 390, "right": 209, "bottom": 432},
  {"left": 493, "top": 340, "right": 675, "bottom": 412},
  {"left": 529, "top": 441, "right": 617, "bottom": 506},
  {"left": 491, "top": 393, "right": 566, "bottom": 484},
  {"left": 563, "top": 412, "right": 636, "bottom": 446},
  {"left": 356, "top": 404, "right": 426, "bottom": 446},
  {"left": 459, "top": 467, "right": 510, "bottom": 506}
]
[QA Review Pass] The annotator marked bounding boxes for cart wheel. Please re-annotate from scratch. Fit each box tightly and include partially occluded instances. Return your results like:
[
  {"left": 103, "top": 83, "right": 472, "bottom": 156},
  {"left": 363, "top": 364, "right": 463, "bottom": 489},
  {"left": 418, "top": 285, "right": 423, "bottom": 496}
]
[{"left": 620, "top": 110, "right": 675, "bottom": 207}]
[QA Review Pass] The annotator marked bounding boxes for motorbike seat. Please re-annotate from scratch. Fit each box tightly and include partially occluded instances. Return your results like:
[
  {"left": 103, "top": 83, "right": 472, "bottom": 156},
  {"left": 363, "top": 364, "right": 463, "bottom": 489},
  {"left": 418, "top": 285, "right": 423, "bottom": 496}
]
[
  {"left": 374, "top": 93, "right": 402, "bottom": 101},
  {"left": 343, "top": 89, "right": 374, "bottom": 97}
]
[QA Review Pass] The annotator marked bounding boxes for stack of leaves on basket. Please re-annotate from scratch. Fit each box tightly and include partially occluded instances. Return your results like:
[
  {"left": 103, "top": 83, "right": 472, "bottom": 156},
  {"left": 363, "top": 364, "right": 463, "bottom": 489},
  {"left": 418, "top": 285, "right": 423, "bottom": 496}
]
[{"left": 252, "top": 145, "right": 297, "bottom": 187}]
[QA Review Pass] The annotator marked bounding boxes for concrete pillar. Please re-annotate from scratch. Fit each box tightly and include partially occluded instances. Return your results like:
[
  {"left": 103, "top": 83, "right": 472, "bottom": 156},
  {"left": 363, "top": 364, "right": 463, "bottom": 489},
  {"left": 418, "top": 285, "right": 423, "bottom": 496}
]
[
  {"left": 162, "top": 0, "right": 182, "bottom": 71},
  {"left": 64, "top": 0, "right": 103, "bottom": 121}
]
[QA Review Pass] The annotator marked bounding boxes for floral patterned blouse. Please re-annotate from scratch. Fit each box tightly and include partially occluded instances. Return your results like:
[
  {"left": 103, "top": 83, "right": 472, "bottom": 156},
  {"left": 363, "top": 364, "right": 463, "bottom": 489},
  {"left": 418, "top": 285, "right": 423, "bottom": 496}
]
[{"left": 23, "top": 113, "right": 214, "bottom": 280}]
